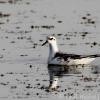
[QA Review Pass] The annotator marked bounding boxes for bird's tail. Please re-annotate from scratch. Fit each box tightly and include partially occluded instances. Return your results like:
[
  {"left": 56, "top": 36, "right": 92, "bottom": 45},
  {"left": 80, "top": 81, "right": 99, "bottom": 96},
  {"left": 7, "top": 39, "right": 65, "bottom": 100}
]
[{"left": 89, "top": 54, "right": 100, "bottom": 58}]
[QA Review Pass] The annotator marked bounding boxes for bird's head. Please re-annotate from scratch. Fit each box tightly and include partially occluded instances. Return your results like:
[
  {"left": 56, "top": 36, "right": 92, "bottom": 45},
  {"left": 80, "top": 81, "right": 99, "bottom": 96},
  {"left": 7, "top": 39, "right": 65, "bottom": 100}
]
[{"left": 42, "top": 36, "right": 57, "bottom": 46}]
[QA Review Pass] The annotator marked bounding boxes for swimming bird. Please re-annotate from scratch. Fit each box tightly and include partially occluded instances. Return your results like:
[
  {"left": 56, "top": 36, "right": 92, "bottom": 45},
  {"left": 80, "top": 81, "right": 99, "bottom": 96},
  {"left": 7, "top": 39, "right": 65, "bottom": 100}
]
[{"left": 42, "top": 36, "right": 100, "bottom": 66}]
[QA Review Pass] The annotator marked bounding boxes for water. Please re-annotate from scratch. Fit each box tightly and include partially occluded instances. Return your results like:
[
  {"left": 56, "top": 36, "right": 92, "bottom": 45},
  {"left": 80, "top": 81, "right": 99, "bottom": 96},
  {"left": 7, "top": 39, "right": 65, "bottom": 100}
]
[{"left": 0, "top": 0, "right": 100, "bottom": 100}]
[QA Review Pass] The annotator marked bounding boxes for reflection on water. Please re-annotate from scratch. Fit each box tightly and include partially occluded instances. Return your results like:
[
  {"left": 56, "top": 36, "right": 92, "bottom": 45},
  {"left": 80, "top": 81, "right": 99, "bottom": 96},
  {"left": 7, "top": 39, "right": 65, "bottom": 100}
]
[{"left": 47, "top": 64, "right": 100, "bottom": 91}]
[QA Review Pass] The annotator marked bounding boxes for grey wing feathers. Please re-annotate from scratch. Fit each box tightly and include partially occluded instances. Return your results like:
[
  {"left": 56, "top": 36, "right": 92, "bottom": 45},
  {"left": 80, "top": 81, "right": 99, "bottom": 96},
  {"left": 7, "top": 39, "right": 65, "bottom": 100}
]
[{"left": 54, "top": 52, "right": 100, "bottom": 61}]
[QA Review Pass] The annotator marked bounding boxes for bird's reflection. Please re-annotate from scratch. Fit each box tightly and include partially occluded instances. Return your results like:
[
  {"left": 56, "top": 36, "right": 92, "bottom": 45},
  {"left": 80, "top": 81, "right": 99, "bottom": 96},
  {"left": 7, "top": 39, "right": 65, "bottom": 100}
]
[
  {"left": 47, "top": 64, "right": 81, "bottom": 90},
  {"left": 47, "top": 64, "right": 100, "bottom": 91}
]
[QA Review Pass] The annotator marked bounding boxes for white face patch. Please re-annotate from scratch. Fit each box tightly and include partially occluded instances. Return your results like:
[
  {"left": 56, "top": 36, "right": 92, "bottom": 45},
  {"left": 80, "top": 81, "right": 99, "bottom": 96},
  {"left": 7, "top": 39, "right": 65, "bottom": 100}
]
[{"left": 47, "top": 36, "right": 56, "bottom": 44}]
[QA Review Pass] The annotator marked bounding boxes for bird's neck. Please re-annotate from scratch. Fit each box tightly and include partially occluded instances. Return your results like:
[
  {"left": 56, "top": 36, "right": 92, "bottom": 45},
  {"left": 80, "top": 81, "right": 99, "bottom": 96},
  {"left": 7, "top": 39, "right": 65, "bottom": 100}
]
[{"left": 48, "top": 42, "right": 59, "bottom": 61}]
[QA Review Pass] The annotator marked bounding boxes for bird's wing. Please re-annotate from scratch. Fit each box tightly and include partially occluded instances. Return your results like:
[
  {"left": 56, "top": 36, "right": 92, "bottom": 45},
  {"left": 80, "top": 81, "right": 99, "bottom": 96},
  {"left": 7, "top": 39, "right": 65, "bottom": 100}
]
[
  {"left": 54, "top": 52, "right": 82, "bottom": 60},
  {"left": 54, "top": 52, "right": 100, "bottom": 61}
]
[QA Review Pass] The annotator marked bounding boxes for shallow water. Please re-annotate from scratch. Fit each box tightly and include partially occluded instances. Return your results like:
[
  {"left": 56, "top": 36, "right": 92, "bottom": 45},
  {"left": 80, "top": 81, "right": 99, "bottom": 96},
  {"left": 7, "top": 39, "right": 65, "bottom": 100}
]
[{"left": 0, "top": 0, "right": 100, "bottom": 100}]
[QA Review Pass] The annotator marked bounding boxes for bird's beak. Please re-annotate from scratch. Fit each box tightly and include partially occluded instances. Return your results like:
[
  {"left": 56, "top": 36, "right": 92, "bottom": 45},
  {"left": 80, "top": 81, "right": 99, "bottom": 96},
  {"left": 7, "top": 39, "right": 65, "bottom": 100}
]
[{"left": 42, "top": 40, "right": 48, "bottom": 46}]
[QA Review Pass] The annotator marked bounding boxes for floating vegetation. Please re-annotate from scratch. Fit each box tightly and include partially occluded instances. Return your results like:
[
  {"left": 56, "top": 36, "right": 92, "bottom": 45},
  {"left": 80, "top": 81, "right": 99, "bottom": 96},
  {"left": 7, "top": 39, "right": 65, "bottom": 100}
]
[
  {"left": 0, "top": 0, "right": 22, "bottom": 4},
  {"left": 0, "top": 74, "right": 4, "bottom": 77},
  {"left": 0, "top": 1, "right": 6, "bottom": 3},
  {"left": 0, "top": 22, "right": 5, "bottom": 24},
  {"left": 83, "top": 77, "right": 93, "bottom": 82},
  {"left": 20, "top": 54, "right": 28, "bottom": 57},
  {"left": 39, "top": 39, "right": 43, "bottom": 42},
  {"left": 57, "top": 20, "right": 63, "bottom": 23},
  {"left": 57, "top": 33, "right": 62, "bottom": 36},
  {"left": 0, "top": 12, "right": 10, "bottom": 24},
  {"left": 69, "top": 43, "right": 77, "bottom": 46},
  {"left": 41, "top": 25, "right": 55, "bottom": 29},
  {"left": 85, "top": 42, "right": 90, "bottom": 45},
  {"left": 8, "top": 0, "right": 22, "bottom": 4},
  {"left": 29, "top": 65, "right": 32, "bottom": 68},
  {"left": 92, "top": 42, "right": 97, "bottom": 46},
  {"left": 0, "top": 55, "right": 3, "bottom": 59},
  {"left": 43, "top": 16, "right": 47, "bottom": 18},
  {"left": 26, "top": 84, "right": 32, "bottom": 89},
  {"left": 66, "top": 37, "right": 70, "bottom": 40},
  {"left": 80, "top": 13, "right": 96, "bottom": 27},
  {"left": 80, "top": 32, "right": 90, "bottom": 39},
  {"left": 17, "top": 37, "right": 24, "bottom": 40},
  {"left": 31, "top": 25, "right": 55, "bottom": 30},
  {"left": 33, "top": 43, "right": 38, "bottom": 48},
  {"left": 90, "top": 42, "right": 98, "bottom": 48},
  {"left": 63, "top": 31, "right": 91, "bottom": 39},
  {"left": 10, "top": 86, "right": 17, "bottom": 89},
  {"left": 10, "top": 41, "right": 16, "bottom": 43},
  {"left": 0, "top": 12, "right": 10, "bottom": 18}
]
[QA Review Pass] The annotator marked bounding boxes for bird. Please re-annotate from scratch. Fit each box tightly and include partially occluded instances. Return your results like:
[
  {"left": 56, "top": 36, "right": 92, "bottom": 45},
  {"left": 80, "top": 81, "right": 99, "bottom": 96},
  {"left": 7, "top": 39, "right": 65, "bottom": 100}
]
[{"left": 42, "top": 36, "right": 100, "bottom": 66}]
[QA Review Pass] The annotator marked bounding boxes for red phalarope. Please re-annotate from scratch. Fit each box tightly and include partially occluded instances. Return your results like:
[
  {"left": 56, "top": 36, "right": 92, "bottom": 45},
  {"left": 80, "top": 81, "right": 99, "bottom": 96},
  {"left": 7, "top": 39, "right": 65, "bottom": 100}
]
[{"left": 42, "top": 36, "right": 100, "bottom": 66}]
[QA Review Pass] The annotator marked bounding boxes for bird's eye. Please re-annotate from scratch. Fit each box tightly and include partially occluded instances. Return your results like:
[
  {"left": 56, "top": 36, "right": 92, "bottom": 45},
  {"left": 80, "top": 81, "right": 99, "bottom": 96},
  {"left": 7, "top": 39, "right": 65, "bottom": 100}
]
[{"left": 49, "top": 38, "right": 53, "bottom": 40}]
